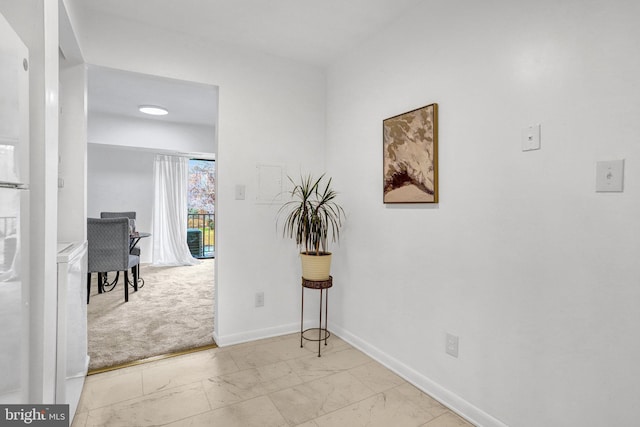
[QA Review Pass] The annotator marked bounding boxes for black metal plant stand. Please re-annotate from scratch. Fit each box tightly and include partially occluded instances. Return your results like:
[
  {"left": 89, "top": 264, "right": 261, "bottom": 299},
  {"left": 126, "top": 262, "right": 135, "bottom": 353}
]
[{"left": 300, "top": 276, "right": 332, "bottom": 357}]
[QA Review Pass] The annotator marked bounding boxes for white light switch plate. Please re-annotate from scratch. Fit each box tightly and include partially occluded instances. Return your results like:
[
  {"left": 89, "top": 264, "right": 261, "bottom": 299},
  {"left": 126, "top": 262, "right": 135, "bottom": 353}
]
[
  {"left": 596, "top": 160, "right": 624, "bottom": 192},
  {"left": 235, "top": 184, "right": 246, "bottom": 200},
  {"left": 522, "top": 124, "right": 541, "bottom": 151}
]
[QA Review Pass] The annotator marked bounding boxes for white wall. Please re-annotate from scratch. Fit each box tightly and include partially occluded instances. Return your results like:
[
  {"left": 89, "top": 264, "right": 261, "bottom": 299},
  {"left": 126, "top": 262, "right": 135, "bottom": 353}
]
[
  {"left": 89, "top": 112, "right": 215, "bottom": 154},
  {"left": 58, "top": 0, "right": 87, "bottom": 246},
  {"left": 86, "top": 143, "right": 155, "bottom": 263},
  {"left": 325, "top": 1, "right": 640, "bottom": 426},
  {"left": 72, "top": 9, "right": 327, "bottom": 345},
  {"left": 58, "top": 62, "right": 87, "bottom": 243}
]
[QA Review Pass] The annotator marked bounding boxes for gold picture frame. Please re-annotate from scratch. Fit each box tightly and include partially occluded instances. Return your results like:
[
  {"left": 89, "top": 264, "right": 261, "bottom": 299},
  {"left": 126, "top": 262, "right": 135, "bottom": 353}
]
[{"left": 383, "top": 103, "right": 438, "bottom": 203}]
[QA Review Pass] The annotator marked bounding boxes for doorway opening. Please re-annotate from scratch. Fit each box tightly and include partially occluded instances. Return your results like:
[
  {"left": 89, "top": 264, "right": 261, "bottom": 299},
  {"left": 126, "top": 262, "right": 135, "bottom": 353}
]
[{"left": 85, "top": 65, "right": 219, "bottom": 372}]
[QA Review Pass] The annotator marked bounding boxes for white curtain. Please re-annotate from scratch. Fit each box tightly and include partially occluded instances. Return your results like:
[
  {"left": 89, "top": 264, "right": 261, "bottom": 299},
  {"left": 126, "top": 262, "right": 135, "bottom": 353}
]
[{"left": 152, "top": 155, "right": 199, "bottom": 266}]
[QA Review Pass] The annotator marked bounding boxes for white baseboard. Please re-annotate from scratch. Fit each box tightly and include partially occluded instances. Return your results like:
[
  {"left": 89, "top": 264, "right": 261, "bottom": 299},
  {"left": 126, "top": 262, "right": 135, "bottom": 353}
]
[
  {"left": 213, "top": 321, "right": 507, "bottom": 427},
  {"left": 214, "top": 322, "right": 299, "bottom": 347},
  {"left": 329, "top": 323, "right": 508, "bottom": 427}
]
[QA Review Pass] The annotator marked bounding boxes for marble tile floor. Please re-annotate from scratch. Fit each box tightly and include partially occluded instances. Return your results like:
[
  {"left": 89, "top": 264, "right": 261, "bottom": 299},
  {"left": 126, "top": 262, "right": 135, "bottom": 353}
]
[{"left": 72, "top": 334, "right": 474, "bottom": 427}]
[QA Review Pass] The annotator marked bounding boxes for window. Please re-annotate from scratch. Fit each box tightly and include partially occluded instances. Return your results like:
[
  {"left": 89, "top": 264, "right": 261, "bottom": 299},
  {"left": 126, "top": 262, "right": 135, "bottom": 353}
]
[{"left": 187, "top": 159, "right": 215, "bottom": 258}]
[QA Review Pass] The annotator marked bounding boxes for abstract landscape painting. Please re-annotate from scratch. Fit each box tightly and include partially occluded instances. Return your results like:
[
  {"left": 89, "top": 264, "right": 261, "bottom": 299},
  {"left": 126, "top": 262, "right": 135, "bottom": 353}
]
[{"left": 383, "top": 103, "right": 438, "bottom": 203}]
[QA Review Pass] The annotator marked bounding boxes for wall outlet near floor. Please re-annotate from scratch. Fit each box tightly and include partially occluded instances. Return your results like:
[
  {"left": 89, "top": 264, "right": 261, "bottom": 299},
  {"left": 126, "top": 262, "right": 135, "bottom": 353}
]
[
  {"left": 595, "top": 159, "right": 624, "bottom": 192},
  {"left": 255, "top": 292, "right": 264, "bottom": 307},
  {"left": 446, "top": 333, "right": 459, "bottom": 358}
]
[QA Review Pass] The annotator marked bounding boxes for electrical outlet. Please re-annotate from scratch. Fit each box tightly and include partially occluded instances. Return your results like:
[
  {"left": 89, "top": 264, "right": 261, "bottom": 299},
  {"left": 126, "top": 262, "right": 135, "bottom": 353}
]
[
  {"left": 255, "top": 292, "right": 264, "bottom": 307},
  {"left": 596, "top": 160, "right": 624, "bottom": 192},
  {"left": 446, "top": 333, "right": 459, "bottom": 358}
]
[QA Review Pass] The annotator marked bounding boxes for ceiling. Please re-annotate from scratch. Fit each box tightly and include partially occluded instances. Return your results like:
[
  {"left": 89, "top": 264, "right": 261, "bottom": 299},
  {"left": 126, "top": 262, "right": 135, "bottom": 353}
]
[
  {"left": 87, "top": 65, "right": 218, "bottom": 128},
  {"left": 70, "top": 0, "right": 422, "bottom": 67},
  {"left": 75, "top": 1, "right": 421, "bottom": 131}
]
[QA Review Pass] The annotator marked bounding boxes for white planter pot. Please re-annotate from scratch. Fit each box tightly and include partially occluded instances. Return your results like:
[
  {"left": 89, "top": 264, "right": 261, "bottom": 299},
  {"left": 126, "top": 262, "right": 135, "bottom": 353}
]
[{"left": 300, "top": 252, "right": 332, "bottom": 280}]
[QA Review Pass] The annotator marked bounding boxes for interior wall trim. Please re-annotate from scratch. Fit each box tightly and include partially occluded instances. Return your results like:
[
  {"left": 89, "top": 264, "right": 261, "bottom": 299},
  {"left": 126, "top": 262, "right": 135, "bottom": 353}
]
[
  {"left": 213, "top": 323, "right": 299, "bottom": 347},
  {"left": 214, "top": 318, "right": 508, "bottom": 426},
  {"left": 328, "top": 323, "right": 509, "bottom": 427}
]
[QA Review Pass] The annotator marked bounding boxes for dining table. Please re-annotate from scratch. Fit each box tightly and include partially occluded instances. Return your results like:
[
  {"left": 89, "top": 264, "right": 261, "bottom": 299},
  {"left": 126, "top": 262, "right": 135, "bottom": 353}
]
[
  {"left": 130, "top": 231, "right": 151, "bottom": 253},
  {"left": 129, "top": 231, "right": 150, "bottom": 287}
]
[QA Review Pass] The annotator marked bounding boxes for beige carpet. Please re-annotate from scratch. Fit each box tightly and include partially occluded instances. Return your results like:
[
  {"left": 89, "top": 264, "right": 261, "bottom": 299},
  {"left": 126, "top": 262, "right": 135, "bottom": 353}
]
[{"left": 87, "top": 259, "right": 215, "bottom": 371}]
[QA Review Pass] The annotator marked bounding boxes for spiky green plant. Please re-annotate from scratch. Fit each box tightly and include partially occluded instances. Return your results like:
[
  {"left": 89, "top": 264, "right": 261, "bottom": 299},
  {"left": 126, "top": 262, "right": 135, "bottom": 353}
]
[{"left": 278, "top": 174, "right": 345, "bottom": 255}]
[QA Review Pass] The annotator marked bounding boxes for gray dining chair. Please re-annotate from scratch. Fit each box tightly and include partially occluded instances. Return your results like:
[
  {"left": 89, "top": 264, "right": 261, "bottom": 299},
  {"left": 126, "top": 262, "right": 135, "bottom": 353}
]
[
  {"left": 100, "top": 211, "right": 141, "bottom": 256},
  {"left": 87, "top": 217, "right": 140, "bottom": 303}
]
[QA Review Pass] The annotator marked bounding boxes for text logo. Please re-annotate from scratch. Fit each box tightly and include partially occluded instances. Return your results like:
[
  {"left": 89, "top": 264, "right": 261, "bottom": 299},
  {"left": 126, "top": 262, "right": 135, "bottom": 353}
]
[{"left": 1, "top": 405, "right": 69, "bottom": 426}]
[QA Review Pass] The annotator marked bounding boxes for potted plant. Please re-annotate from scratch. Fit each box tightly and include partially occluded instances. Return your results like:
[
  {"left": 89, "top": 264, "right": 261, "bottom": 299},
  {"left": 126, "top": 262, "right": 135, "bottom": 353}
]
[{"left": 278, "top": 174, "right": 345, "bottom": 280}]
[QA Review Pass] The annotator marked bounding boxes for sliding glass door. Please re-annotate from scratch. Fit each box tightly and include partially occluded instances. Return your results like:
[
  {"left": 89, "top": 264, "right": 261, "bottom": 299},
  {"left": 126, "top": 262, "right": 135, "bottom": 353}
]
[{"left": 187, "top": 159, "right": 215, "bottom": 259}]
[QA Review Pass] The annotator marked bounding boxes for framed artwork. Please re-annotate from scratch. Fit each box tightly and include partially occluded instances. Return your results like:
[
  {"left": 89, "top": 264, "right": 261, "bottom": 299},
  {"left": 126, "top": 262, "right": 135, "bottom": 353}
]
[{"left": 383, "top": 103, "right": 438, "bottom": 203}]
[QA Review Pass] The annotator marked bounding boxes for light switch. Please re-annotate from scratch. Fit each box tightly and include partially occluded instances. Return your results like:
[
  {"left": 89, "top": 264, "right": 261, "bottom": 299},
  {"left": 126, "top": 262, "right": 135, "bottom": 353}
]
[
  {"left": 522, "top": 124, "right": 541, "bottom": 151},
  {"left": 596, "top": 160, "right": 624, "bottom": 192},
  {"left": 235, "top": 184, "right": 246, "bottom": 200}
]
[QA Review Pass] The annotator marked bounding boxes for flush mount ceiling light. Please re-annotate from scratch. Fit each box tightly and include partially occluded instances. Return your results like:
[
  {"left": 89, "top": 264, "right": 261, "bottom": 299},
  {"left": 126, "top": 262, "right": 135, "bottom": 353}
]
[{"left": 139, "top": 105, "right": 168, "bottom": 116}]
